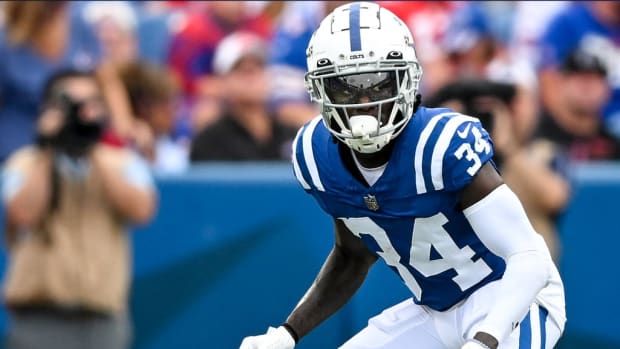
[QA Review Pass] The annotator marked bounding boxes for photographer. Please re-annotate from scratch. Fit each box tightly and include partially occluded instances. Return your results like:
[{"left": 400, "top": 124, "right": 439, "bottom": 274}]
[
  {"left": 427, "top": 80, "right": 570, "bottom": 262},
  {"left": 1, "top": 69, "right": 157, "bottom": 349}
]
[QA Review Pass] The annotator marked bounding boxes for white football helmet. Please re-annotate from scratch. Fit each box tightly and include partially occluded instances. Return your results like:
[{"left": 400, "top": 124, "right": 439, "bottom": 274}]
[{"left": 305, "top": 2, "right": 423, "bottom": 153}]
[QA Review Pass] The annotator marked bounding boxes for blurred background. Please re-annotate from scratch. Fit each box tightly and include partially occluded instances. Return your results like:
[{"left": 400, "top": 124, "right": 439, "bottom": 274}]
[{"left": 0, "top": 1, "right": 619, "bottom": 348}]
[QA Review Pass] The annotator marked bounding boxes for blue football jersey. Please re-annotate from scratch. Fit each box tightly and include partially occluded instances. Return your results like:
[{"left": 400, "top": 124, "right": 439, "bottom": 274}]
[{"left": 292, "top": 106, "right": 506, "bottom": 311}]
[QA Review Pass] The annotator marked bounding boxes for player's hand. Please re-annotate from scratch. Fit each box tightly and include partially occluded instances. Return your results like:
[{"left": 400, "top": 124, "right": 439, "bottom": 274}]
[{"left": 239, "top": 326, "right": 295, "bottom": 349}]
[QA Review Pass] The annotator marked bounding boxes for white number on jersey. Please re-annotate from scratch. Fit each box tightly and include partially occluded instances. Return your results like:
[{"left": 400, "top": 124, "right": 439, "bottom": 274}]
[
  {"left": 454, "top": 123, "right": 491, "bottom": 176},
  {"left": 340, "top": 213, "right": 492, "bottom": 299},
  {"left": 410, "top": 213, "right": 492, "bottom": 291}
]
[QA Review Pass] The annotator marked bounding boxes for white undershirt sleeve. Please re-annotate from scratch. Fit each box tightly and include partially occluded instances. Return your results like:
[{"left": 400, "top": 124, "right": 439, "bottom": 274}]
[
  {"left": 1, "top": 167, "right": 25, "bottom": 204},
  {"left": 463, "top": 184, "right": 553, "bottom": 344}
]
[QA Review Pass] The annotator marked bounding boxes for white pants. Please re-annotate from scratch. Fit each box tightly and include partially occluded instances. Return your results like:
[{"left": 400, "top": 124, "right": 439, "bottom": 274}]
[{"left": 340, "top": 282, "right": 563, "bottom": 349}]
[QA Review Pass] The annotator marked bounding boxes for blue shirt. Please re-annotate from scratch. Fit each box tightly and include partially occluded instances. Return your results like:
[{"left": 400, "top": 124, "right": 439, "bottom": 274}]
[
  {"left": 0, "top": 8, "right": 100, "bottom": 163},
  {"left": 539, "top": 3, "right": 620, "bottom": 126},
  {"left": 268, "top": 2, "right": 325, "bottom": 108},
  {"left": 292, "top": 107, "right": 506, "bottom": 311}
]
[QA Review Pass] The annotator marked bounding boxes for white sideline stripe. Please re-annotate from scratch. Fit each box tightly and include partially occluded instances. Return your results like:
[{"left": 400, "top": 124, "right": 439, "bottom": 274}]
[
  {"left": 414, "top": 112, "right": 456, "bottom": 194},
  {"left": 430, "top": 115, "right": 478, "bottom": 191},
  {"left": 531, "top": 303, "right": 541, "bottom": 349},
  {"left": 302, "top": 117, "right": 325, "bottom": 192},
  {"left": 292, "top": 126, "right": 311, "bottom": 190}
]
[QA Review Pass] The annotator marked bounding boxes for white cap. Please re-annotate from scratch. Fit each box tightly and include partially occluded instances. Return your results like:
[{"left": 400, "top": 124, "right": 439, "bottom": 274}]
[
  {"left": 212, "top": 31, "right": 267, "bottom": 75},
  {"left": 83, "top": 1, "right": 138, "bottom": 32}
]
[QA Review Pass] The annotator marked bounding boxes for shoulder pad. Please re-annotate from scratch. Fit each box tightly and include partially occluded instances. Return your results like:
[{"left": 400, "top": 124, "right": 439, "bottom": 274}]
[
  {"left": 291, "top": 116, "right": 326, "bottom": 192},
  {"left": 414, "top": 113, "right": 494, "bottom": 193}
]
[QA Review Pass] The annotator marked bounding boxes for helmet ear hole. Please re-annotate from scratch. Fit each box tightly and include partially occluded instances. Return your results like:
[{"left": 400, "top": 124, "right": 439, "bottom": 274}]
[
  {"left": 317, "top": 58, "right": 332, "bottom": 67},
  {"left": 387, "top": 51, "right": 403, "bottom": 59}
]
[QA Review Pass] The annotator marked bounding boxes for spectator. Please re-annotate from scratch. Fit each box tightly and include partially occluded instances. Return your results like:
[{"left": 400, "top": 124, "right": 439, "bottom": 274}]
[
  {"left": 509, "top": 1, "right": 569, "bottom": 74},
  {"left": 427, "top": 79, "right": 570, "bottom": 262},
  {"left": 78, "top": 1, "right": 156, "bottom": 154},
  {"left": 381, "top": 1, "right": 460, "bottom": 96},
  {"left": 528, "top": 49, "right": 619, "bottom": 256},
  {"left": 441, "top": 2, "right": 539, "bottom": 143},
  {"left": 120, "top": 62, "right": 189, "bottom": 174},
  {"left": 82, "top": 1, "right": 139, "bottom": 68},
  {"left": 167, "top": 1, "right": 273, "bottom": 132},
  {"left": 133, "top": 2, "right": 186, "bottom": 66},
  {"left": 533, "top": 49, "right": 620, "bottom": 162},
  {"left": 538, "top": 1, "right": 620, "bottom": 138},
  {"left": 0, "top": 1, "right": 100, "bottom": 163},
  {"left": 190, "top": 32, "right": 296, "bottom": 162},
  {"left": 267, "top": 1, "right": 347, "bottom": 128},
  {"left": 1, "top": 69, "right": 157, "bottom": 349}
]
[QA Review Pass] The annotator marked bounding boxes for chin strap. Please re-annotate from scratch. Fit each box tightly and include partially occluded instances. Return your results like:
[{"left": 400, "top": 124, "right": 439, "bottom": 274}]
[{"left": 412, "top": 93, "right": 422, "bottom": 114}]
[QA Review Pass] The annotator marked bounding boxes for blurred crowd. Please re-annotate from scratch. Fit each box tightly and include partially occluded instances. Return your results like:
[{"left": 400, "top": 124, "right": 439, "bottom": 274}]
[
  {"left": 0, "top": 0, "right": 619, "bottom": 251},
  {"left": 0, "top": 1, "right": 619, "bottom": 166},
  {"left": 0, "top": 2, "right": 618, "bottom": 347}
]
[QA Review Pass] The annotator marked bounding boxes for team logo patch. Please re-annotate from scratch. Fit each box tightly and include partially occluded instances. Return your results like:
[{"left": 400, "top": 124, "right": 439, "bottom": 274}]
[{"left": 364, "top": 194, "right": 380, "bottom": 211}]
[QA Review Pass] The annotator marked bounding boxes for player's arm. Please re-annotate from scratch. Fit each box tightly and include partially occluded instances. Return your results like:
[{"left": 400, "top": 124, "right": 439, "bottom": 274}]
[
  {"left": 285, "top": 219, "right": 378, "bottom": 339},
  {"left": 3, "top": 149, "right": 54, "bottom": 230},
  {"left": 239, "top": 219, "right": 378, "bottom": 349},
  {"left": 91, "top": 146, "right": 157, "bottom": 224},
  {"left": 459, "top": 162, "right": 553, "bottom": 349}
]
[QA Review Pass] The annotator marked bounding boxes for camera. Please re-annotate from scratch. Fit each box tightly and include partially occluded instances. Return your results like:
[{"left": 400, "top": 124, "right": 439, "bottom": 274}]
[
  {"left": 425, "top": 79, "right": 517, "bottom": 134},
  {"left": 37, "top": 93, "right": 106, "bottom": 157}
]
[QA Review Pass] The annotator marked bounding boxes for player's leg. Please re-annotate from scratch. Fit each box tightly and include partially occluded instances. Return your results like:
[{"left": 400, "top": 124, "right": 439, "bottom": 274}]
[{"left": 339, "top": 298, "right": 446, "bottom": 349}]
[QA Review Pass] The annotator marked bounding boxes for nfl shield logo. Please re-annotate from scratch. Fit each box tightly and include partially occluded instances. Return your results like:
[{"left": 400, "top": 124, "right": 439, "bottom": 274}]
[{"left": 364, "top": 194, "right": 380, "bottom": 211}]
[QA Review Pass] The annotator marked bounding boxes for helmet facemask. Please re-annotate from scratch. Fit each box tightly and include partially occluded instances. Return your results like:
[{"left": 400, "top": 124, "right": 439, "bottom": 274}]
[{"left": 306, "top": 57, "right": 422, "bottom": 153}]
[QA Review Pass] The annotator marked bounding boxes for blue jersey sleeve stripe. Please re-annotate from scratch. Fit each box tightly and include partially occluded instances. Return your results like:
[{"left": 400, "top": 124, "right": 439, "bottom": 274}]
[
  {"left": 525, "top": 303, "right": 550, "bottom": 349},
  {"left": 349, "top": 3, "right": 362, "bottom": 52},
  {"left": 292, "top": 125, "right": 311, "bottom": 190},
  {"left": 519, "top": 307, "right": 532, "bottom": 348},
  {"left": 414, "top": 112, "right": 456, "bottom": 194},
  {"left": 302, "top": 117, "right": 325, "bottom": 192},
  {"left": 430, "top": 115, "right": 478, "bottom": 191},
  {"left": 539, "top": 306, "right": 549, "bottom": 349}
]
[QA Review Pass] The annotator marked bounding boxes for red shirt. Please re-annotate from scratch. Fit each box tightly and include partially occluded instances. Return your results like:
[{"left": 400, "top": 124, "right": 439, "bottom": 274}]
[{"left": 167, "top": 10, "right": 272, "bottom": 96}]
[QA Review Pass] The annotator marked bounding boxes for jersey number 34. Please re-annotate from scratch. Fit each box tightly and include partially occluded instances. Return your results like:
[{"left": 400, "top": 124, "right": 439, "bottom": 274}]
[{"left": 340, "top": 214, "right": 492, "bottom": 300}]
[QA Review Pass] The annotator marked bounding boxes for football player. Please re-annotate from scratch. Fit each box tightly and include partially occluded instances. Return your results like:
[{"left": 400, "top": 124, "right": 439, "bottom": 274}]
[{"left": 240, "top": 2, "right": 565, "bottom": 349}]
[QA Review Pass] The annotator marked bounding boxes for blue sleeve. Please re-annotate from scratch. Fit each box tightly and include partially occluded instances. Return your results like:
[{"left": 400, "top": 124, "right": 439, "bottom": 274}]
[
  {"left": 69, "top": 5, "right": 103, "bottom": 67},
  {"left": 442, "top": 119, "right": 494, "bottom": 192},
  {"left": 268, "top": 7, "right": 316, "bottom": 107},
  {"left": 269, "top": 6, "right": 315, "bottom": 69}
]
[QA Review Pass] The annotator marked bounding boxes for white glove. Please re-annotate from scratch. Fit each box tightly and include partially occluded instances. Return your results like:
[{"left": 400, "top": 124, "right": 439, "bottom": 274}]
[
  {"left": 239, "top": 326, "right": 295, "bottom": 349},
  {"left": 461, "top": 340, "right": 490, "bottom": 349}
]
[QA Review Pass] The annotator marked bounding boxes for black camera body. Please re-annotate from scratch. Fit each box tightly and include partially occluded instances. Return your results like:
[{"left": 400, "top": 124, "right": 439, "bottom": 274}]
[
  {"left": 425, "top": 79, "right": 517, "bottom": 134},
  {"left": 38, "top": 94, "right": 105, "bottom": 157}
]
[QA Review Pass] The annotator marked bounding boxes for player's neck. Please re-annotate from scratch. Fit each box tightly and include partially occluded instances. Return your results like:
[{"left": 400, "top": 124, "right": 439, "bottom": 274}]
[{"left": 352, "top": 142, "right": 394, "bottom": 169}]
